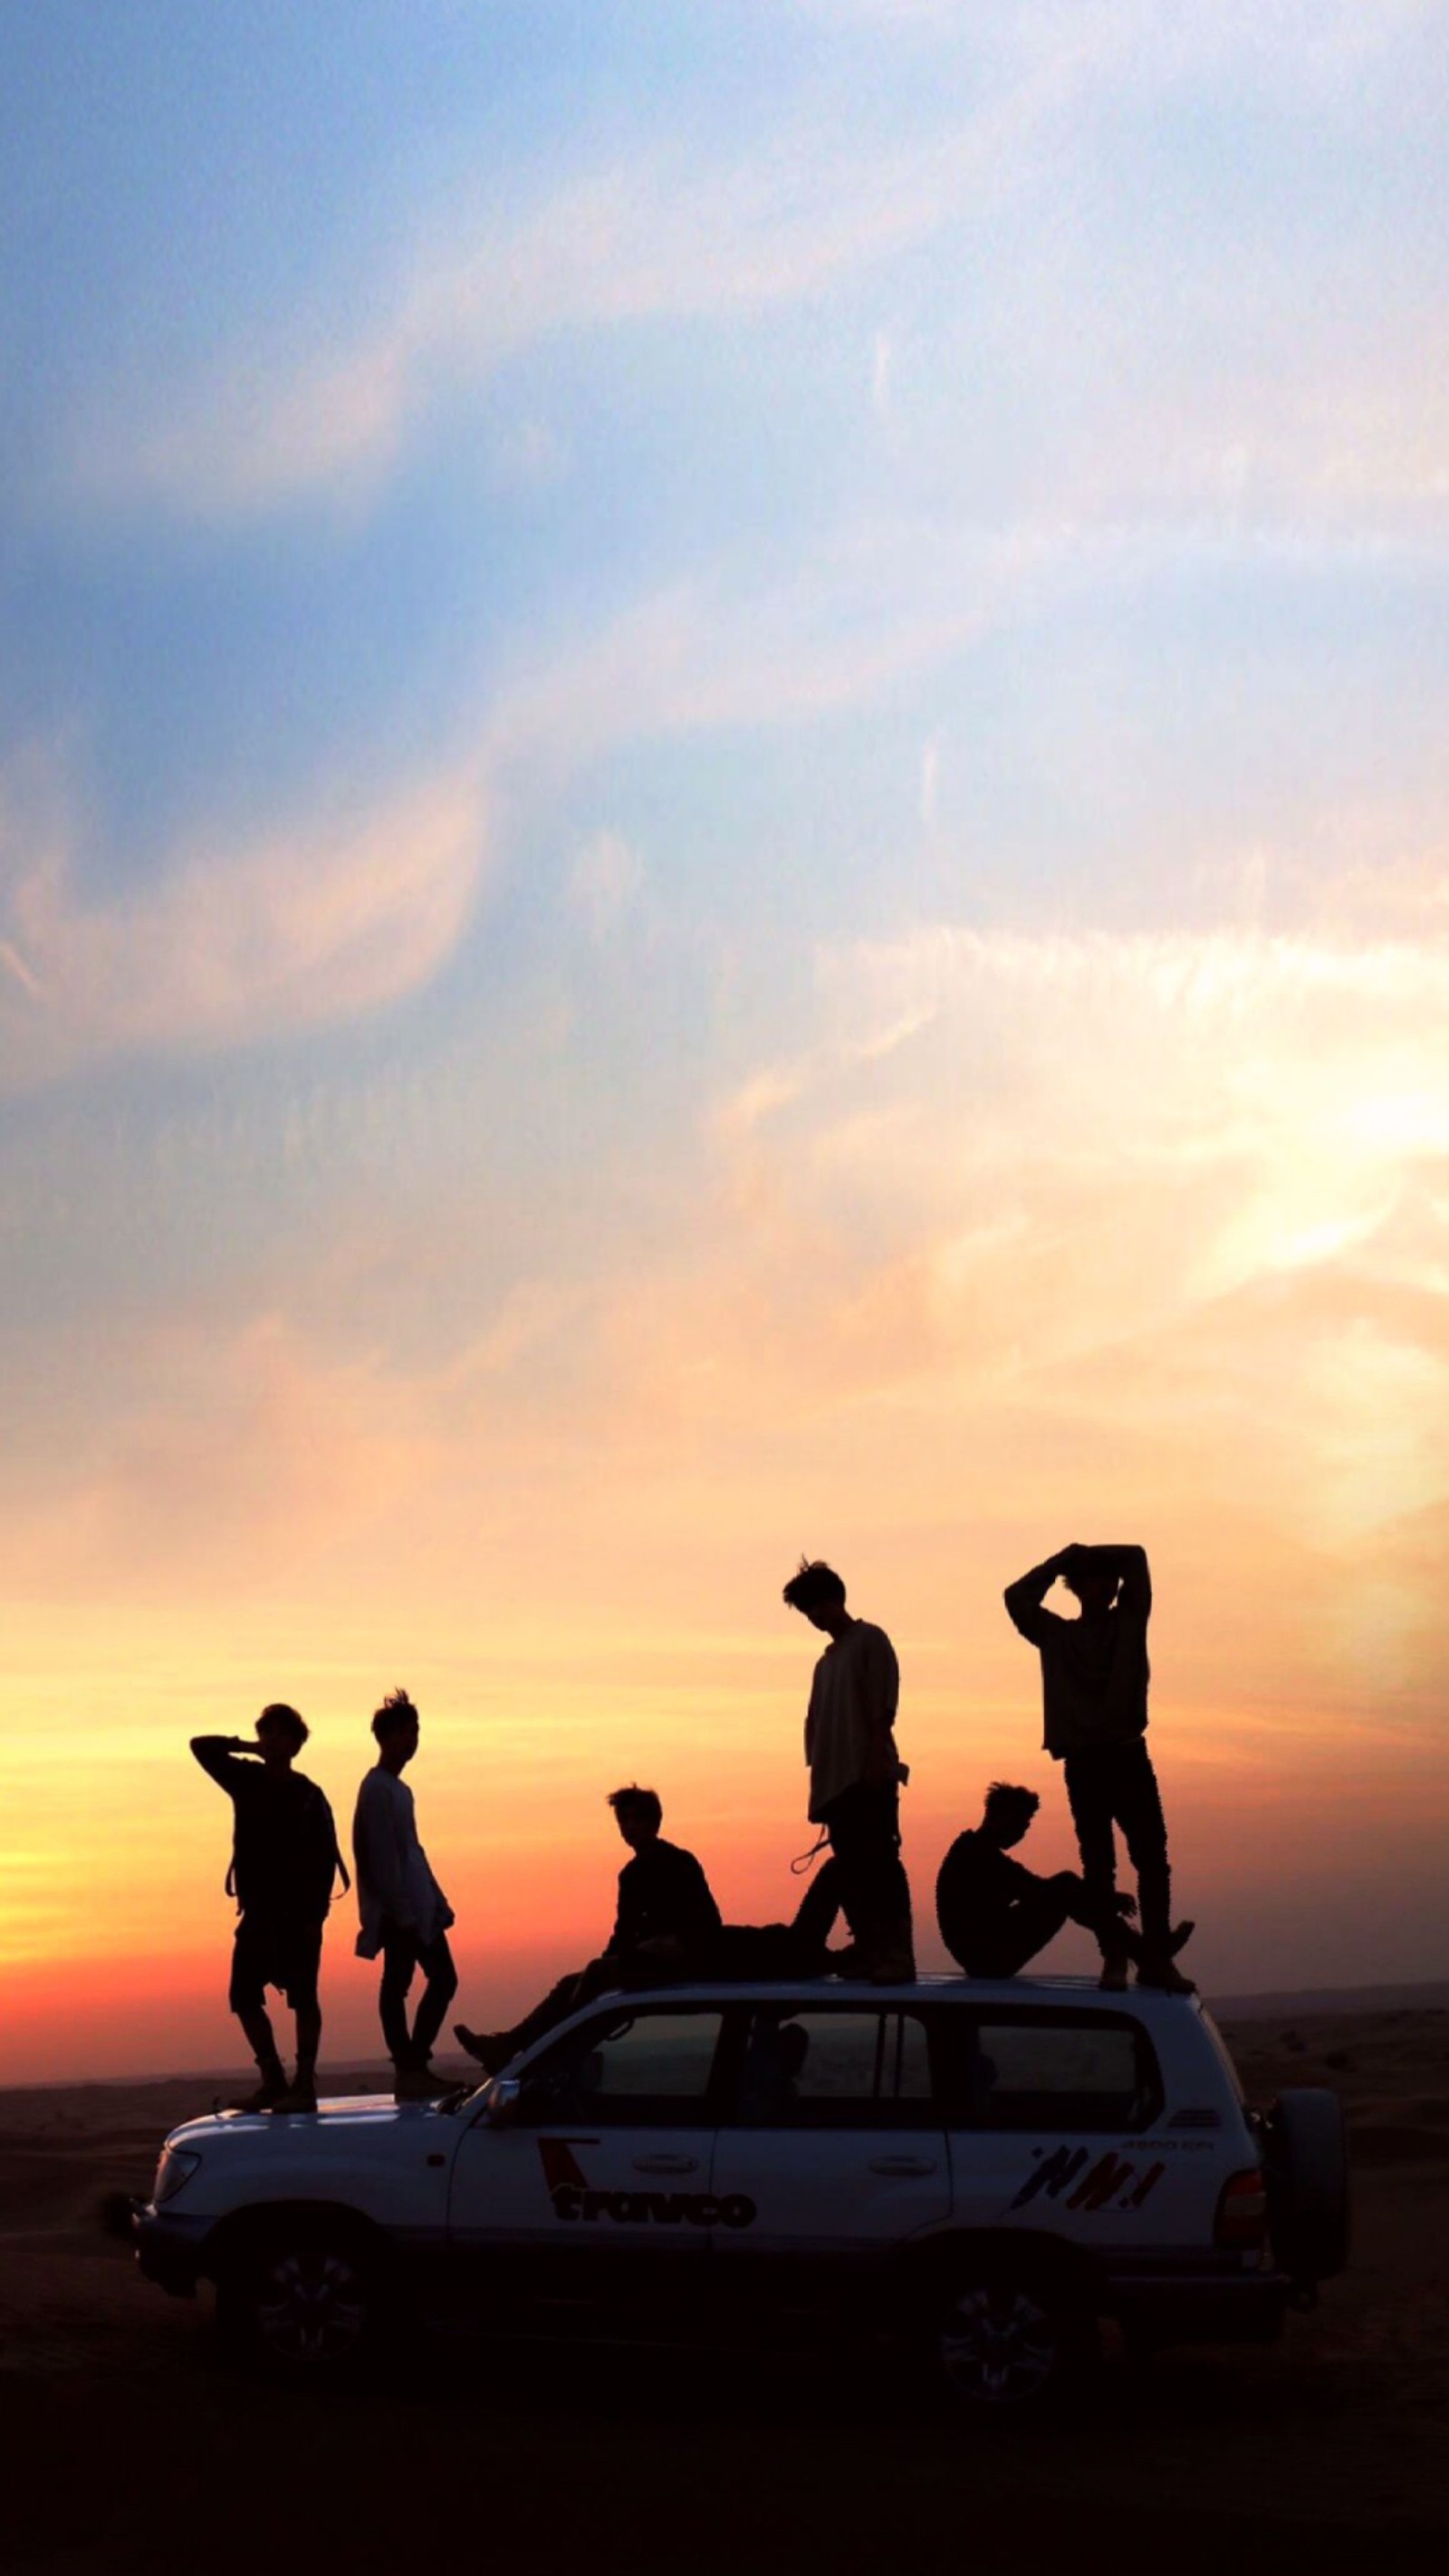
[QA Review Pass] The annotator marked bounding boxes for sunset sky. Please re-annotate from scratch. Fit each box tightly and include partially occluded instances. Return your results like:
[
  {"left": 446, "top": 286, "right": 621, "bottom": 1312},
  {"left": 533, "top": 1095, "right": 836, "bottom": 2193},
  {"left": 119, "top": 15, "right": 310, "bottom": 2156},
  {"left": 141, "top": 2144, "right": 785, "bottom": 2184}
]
[{"left": 3, "top": 4, "right": 1446, "bottom": 2083}]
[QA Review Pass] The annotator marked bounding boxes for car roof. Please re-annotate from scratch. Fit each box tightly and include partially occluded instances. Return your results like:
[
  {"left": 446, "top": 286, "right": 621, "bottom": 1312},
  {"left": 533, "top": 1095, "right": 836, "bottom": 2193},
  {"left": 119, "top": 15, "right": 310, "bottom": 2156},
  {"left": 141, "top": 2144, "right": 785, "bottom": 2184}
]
[{"left": 571, "top": 1972, "right": 1204, "bottom": 2022}]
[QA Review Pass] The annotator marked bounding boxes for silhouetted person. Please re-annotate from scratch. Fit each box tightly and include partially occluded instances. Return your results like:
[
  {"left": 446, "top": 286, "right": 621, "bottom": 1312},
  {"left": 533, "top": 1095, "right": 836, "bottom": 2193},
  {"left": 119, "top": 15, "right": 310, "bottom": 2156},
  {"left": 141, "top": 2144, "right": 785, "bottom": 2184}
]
[
  {"left": 936, "top": 1781, "right": 1176, "bottom": 1978},
  {"left": 191, "top": 1705, "right": 346, "bottom": 2112},
  {"left": 784, "top": 1557, "right": 915, "bottom": 1983},
  {"left": 705, "top": 1857, "right": 850, "bottom": 1978},
  {"left": 456, "top": 1784, "right": 721, "bottom": 2072},
  {"left": 1004, "top": 1542, "right": 1193, "bottom": 1993},
  {"left": 353, "top": 1688, "right": 458, "bottom": 2100}
]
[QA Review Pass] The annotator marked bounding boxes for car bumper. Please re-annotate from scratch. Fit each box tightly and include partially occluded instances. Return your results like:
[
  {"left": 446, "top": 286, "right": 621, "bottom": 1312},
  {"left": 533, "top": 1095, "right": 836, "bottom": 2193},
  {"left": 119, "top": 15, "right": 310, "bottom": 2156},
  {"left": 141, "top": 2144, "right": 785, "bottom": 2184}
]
[
  {"left": 133, "top": 2203, "right": 212, "bottom": 2297},
  {"left": 1107, "top": 2267, "right": 1290, "bottom": 2346}
]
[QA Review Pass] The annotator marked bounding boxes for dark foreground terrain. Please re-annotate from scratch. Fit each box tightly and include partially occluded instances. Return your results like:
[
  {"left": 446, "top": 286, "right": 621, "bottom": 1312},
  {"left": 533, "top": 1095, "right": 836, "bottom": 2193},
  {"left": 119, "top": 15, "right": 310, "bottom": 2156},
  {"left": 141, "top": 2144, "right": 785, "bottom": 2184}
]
[{"left": 1, "top": 2010, "right": 1445, "bottom": 2575}]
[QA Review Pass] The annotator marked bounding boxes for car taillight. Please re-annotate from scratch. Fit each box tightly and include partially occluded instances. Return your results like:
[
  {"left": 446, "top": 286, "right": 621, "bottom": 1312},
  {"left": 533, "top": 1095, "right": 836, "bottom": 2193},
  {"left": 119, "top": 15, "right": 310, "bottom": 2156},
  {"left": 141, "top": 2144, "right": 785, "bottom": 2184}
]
[{"left": 1215, "top": 2167, "right": 1268, "bottom": 2251}]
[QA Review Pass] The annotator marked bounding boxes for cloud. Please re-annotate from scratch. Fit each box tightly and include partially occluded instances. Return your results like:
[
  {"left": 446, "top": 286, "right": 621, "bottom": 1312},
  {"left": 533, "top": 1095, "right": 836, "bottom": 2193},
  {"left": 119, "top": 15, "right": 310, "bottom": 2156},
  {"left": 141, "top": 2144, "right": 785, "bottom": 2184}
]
[
  {"left": 72, "top": 43, "right": 1102, "bottom": 520},
  {"left": 0, "top": 755, "right": 490, "bottom": 1090}
]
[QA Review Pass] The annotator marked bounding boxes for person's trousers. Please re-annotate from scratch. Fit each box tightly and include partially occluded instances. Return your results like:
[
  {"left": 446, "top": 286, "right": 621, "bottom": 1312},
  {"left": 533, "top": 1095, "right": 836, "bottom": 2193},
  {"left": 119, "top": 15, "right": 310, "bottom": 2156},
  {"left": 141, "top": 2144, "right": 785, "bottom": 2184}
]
[
  {"left": 1063, "top": 1741, "right": 1171, "bottom": 1954},
  {"left": 505, "top": 1946, "right": 693, "bottom": 2058},
  {"left": 817, "top": 1783, "right": 911, "bottom": 1951},
  {"left": 946, "top": 1872, "right": 1127, "bottom": 1978},
  {"left": 379, "top": 1926, "right": 458, "bottom": 2068}
]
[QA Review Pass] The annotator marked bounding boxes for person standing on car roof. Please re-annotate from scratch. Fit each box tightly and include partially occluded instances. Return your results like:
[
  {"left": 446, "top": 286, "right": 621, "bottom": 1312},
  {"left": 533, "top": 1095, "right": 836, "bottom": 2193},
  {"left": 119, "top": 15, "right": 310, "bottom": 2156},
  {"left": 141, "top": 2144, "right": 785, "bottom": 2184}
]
[
  {"left": 353, "top": 1688, "right": 458, "bottom": 2100},
  {"left": 1003, "top": 1541, "right": 1194, "bottom": 1994},
  {"left": 784, "top": 1557, "right": 915, "bottom": 1984},
  {"left": 191, "top": 1706, "right": 349, "bottom": 2113},
  {"left": 455, "top": 1783, "right": 722, "bottom": 2073}
]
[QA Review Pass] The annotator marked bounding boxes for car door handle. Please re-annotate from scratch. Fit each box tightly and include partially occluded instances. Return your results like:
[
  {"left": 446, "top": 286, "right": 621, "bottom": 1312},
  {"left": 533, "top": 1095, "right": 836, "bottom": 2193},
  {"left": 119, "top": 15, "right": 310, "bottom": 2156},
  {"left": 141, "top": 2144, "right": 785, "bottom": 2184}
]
[
  {"left": 868, "top": 2157, "right": 937, "bottom": 2177},
  {"left": 632, "top": 2153, "right": 699, "bottom": 2175}
]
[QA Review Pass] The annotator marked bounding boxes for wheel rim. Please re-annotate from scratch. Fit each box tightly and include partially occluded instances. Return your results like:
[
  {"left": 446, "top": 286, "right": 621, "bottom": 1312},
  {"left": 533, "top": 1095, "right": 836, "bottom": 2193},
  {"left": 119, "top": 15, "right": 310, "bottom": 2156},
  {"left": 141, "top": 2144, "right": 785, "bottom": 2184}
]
[
  {"left": 254, "top": 2247, "right": 369, "bottom": 2364},
  {"left": 938, "top": 2281, "right": 1062, "bottom": 2407}
]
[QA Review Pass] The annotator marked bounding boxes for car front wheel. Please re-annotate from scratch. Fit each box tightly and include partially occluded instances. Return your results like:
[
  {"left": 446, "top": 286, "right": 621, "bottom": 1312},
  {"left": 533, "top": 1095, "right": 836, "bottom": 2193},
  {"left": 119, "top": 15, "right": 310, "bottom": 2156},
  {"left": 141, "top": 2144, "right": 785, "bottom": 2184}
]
[
  {"left": 219, "top": 2225, "right": 378, "bottom": 2378},
  {"left": 934, "top": 2267, "right": 1090, "bottom": 2414}
]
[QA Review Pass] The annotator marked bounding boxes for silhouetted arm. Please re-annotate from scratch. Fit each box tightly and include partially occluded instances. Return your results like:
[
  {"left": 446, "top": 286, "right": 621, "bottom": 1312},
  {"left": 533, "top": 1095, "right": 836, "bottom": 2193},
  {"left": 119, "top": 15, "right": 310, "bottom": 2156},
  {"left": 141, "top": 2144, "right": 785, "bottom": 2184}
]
[
  {"left": 189, "top": 1735, "right": 254, "bottom": 1790},
  {"left": 1086, "top": 1544, "right": 1152, "bottom": 1620},
  {"left": 1003, "top": 1550, "right": 1074, "bottom": 1644}
]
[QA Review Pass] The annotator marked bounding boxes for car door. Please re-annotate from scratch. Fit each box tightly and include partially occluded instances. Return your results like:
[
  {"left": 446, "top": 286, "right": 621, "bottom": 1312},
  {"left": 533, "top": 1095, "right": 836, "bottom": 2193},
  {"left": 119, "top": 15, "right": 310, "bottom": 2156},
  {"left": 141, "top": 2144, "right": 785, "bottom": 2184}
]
[
  {"left": 446, "top": 2001, "right": 726, "bottom": 2331},
  {"left": 708, "top": 1999, "right": 952, "bottom": 2326},
  {"left": 945, "top": 2005, "right": 1208, "bottom": 2254}
]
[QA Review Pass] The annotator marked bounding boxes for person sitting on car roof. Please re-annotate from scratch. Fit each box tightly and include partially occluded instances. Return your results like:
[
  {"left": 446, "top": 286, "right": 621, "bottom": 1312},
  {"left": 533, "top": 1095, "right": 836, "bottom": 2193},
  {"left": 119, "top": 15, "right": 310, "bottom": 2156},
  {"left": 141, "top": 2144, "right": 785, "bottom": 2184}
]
[
  {"left": 936, "top": 1781, "right": 1193, "bottom": 1982},
  {"left": 455, "top": 1783, "right": 723, "bottom": 2074}
]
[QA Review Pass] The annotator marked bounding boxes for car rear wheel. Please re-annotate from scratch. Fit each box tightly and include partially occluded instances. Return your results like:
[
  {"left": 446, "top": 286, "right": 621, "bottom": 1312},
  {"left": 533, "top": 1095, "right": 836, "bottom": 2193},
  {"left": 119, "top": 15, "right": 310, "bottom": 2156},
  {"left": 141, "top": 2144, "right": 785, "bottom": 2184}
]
[
  {"left": 218, "top": 2225, "right": 378, "bottom": 2378},
  {"left": 933, "top": 2265, "right": 1092, "bottom": 2414}
]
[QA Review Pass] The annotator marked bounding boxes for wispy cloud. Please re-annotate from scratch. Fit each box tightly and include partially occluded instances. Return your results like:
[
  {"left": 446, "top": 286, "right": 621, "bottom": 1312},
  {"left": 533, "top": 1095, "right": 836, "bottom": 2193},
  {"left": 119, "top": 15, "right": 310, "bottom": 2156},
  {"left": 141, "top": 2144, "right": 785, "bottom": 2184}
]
[
  {"left": 70, "top": 51, "right": 1097, "bottom": 520},
  {"left": 0, "top": 755, "right": 490, "bottom": 1090}
]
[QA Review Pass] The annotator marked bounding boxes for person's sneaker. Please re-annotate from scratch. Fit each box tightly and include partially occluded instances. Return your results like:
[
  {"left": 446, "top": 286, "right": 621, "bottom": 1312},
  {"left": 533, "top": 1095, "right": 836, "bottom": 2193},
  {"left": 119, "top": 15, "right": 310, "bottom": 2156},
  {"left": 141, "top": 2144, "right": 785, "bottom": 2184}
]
[
  {"left": 454, "top": 2024, "right": 513, "bottom": 2073},
  {"left": 1168, "top": 1918, "right": 1196, "bottom": 1956},
  {"left": 867, "top": 1945, "right": 917, "bottom": 1985},
  {"left": 394, "top": 2064, "right": 456, "bottom": 2101},
  {"left": 1137, "top": 1956, "right": 1197, "bottom": 1994},
  {"left": 824, "top": 1943, "right": 860, "bottom": 1977},
  {"left": 231, "top": 2070, "right": 288, "bottom": 2113},
  {"left": 1098, "top": 1956, "right": 1130, "bottom": 1993},
  {"left": 270, "top": 2081, "right": 319, "bottom": 2115}
]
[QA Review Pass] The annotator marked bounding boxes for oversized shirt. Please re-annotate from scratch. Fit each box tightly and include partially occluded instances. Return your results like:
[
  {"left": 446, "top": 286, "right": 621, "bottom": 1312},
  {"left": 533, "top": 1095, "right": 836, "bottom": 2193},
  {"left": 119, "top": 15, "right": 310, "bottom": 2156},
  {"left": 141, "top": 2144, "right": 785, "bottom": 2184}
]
[
  {"left": 1003, "top": 1551, "right": 1152, "bottom": 1758},
  {"left": 803, "top": 1619, "right": 901, "bottom": 1821},
  {"left": 352, "top": 1765, "right": 455, "bottom": 1959}
]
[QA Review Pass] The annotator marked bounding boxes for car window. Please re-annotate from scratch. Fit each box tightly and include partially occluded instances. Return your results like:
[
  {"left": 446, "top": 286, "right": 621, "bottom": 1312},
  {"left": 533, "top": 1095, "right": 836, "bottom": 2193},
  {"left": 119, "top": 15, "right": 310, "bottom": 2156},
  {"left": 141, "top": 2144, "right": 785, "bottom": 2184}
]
[
  {"left": 729, "top": 2006, "right": 936, "bottom": 2127},
  {"left": 518, "top": 2008, "right": 725, "bottom": 2127},
  {"left": 966, "top": 2013, "right": 1161, "bottom": 2132}
]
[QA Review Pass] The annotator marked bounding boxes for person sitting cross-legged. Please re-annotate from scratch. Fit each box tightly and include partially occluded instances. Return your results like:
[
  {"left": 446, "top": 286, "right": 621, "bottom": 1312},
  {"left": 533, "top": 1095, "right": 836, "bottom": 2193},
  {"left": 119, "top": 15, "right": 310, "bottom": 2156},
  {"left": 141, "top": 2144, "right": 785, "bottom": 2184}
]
[
  {"left": 456, "top": 1783, "right": 722, "bottom": 2074},
  {"left": 936, "top": 1781, "right": 1193, "bottom": 1982}
]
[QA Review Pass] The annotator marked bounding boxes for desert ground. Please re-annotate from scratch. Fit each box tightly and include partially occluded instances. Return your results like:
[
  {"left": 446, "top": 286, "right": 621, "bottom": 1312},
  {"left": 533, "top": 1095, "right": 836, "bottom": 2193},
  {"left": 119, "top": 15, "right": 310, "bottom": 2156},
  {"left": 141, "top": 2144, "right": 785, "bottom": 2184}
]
[{"left": 1, "top": 2008, "right": 1444, "bottom": 2576}]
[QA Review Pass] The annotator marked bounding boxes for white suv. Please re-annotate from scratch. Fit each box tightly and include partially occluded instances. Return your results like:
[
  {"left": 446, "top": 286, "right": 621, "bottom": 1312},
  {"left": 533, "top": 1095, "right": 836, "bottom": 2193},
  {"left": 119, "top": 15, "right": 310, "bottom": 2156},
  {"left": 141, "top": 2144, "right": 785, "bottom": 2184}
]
[{"left": 133, "top": 1973, "right": 1348, "bottom": 2409}]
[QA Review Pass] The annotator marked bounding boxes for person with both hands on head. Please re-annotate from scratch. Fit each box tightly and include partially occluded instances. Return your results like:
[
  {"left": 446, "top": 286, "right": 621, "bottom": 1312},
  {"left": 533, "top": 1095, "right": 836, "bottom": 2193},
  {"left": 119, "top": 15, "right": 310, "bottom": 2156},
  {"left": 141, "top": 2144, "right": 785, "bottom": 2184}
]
[
  {"left": 1003, "top": 1541, "right": 1194, "bottom": 1993},
  {"left": 353, "top": 1689, "right": 458, "bottom": 2100},
  {"left": 191, "top": 1705, "right": 348, "bottom": 2114},
  {"left": 784, "top": 1557, "right": 915, "bottom": 1984},
  {"left": 456, "top": 1783, "right": 721, "bottom": 2074},
  {"left": 936, "top": 1780, "right": 1189, "bottom": 1981}
]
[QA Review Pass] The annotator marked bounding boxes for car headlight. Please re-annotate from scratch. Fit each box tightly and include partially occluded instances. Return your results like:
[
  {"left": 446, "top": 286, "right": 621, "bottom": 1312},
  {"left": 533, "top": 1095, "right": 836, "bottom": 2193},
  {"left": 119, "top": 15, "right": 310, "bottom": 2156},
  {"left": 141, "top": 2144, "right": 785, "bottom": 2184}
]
[{"left": 153, "top": 2145, "right": 202, "bottom": 2206}]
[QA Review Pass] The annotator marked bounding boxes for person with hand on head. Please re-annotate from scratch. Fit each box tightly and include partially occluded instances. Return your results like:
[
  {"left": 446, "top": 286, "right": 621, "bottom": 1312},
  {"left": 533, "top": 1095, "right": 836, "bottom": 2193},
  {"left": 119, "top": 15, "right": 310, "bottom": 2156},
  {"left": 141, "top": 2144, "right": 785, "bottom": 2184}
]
[
  {"left": 1003, "top": 1542, "right": 1194, "bottom": 1993},
  {"left": 191, "top": 1704, "right": 348, "bottom": 2113},
  {"left": 936, "top": 1780, "right": 1179, "bottom": 1979},
  {"left": 353, "top": 1688, "right": 458, "bottom": 2100},
  {"left": 784, "top": 1556, "right": 915, "bottom": 1984},
  {"left": 456, "top": 1783, "right": 720, "bottom": 2074}
]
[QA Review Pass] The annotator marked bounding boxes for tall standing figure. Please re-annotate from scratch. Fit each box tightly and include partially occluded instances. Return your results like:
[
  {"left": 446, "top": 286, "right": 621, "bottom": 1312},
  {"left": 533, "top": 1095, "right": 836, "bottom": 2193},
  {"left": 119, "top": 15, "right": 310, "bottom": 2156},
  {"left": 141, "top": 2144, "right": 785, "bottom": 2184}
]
[
  {"left": 353, "top": 1688, "right": 458, "bottom": 2100},
  {"left": 1003, "top": 1542, "right": 1193, "bottom": 1993},
  {"left": 783, "top": 1557, "right": 915, "bottom": 1983},
  {"left": 191, "top": 1705, "right": 346, "bottom": 2113}
]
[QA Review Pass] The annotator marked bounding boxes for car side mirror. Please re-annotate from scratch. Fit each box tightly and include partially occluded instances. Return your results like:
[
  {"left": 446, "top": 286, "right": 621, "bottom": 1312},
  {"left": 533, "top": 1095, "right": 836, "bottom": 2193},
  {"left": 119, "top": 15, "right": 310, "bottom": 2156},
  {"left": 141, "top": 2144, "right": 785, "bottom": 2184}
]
[{"left": 485, "top": 2076, "right": 523, "bottom": 2126}]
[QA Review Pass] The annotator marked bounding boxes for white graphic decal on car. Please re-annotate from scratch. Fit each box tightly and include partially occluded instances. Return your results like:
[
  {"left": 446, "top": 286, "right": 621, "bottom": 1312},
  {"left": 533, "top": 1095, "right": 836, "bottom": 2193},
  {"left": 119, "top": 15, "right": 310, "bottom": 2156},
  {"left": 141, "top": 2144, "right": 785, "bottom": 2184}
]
[{"left": 536, "top": 2136, "right": 756, "bottom": 2229}]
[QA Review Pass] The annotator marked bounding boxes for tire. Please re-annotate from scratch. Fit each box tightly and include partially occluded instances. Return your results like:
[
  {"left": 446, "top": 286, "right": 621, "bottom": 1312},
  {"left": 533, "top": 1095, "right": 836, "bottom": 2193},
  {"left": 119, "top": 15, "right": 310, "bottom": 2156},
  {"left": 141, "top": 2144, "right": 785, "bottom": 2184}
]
[
  {"left": 931, "top": 2262, "right": 1094, "bottom": 2415},
  {"left": 217, "top": 2221, "right": 379, "bottom": 2379},
  {"left": 1263, "top": 2090, "right": 1350, "bottom": 2283}
]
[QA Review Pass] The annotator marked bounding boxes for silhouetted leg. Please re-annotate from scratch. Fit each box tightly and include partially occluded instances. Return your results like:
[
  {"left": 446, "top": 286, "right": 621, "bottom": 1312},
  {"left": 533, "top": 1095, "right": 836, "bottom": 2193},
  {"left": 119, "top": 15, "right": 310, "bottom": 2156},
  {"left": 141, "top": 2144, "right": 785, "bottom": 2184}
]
[
  {"left": 410, "top": 1934, "right": 459, "bottom": 2064},
  {"left": 235, "top": 2002, "right": 284, "bottom": 2082},
  {"left": 1114, "top": 1745, "right": 1172, "bottom": 1954},
  {"left": 791, "top": 1856, "right": 846, "bottom": 1961},
  {"left": 379, "top": 1925, "right": 419, "bottom": 2068},
  {"left": 1063, "top": 1754, "right": 1123, "bottom": 1962},
  {"left": 823, "top": 1784, "right": 913, "bottom": 1977},
  {"left": 293, "top": 1996, "right": 321, "bottom": 2087},
  {"left": 503, "top": 1964, "right": 607, "bottom": 2056},
  {"left": 229, "top": 1926, "right": 286, "bottom": 2092},
  {"left": 948, "top": 1879, "right": 1076, "bottom": 1976}
]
